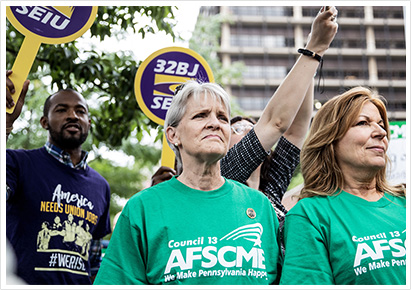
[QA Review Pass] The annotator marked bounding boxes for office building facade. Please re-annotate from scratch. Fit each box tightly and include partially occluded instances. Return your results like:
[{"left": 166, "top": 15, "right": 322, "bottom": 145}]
[{"left": 199, "top": 6, "right": 406, "bottom": 120}]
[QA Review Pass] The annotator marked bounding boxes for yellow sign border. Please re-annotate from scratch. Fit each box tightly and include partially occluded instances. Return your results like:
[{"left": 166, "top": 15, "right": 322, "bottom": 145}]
[
  {"left": 134, "top": 46, "right": 215, "bottom": 126},
  {"left": 6, "top": 6, "right": 98, "bottom": 44}
]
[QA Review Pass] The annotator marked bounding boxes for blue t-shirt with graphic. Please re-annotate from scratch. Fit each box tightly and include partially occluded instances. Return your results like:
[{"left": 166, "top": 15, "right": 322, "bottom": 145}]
[{"left": 7, "top": 147, "right": 111, "bottom": 284}]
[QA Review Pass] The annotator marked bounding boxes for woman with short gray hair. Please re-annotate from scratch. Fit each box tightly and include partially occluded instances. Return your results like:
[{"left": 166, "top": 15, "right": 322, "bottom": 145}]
[
  {"left": 95, "top": 81, "right": 282, "bottom": 285},
  {"left": 164, "top": 80, "right": 231, "bottom": 171}
]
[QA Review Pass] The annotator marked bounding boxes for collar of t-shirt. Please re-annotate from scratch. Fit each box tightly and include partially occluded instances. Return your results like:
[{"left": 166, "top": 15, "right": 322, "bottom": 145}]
[{"left": 44, "top": 142, "right": 88, "bottom": 170}]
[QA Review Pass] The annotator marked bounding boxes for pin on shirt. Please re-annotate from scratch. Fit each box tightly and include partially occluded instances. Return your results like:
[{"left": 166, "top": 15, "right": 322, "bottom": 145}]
[{"left": 246, "top": 208, "right": 256, "bottom": 219}]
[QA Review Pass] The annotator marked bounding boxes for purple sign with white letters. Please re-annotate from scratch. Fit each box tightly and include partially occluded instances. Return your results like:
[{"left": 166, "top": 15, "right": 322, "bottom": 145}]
[
  {"left": 9, "top": 6, "right": 94, "bottom": 38},
  {"left": 6, "top": 6, "right": 97, "bottom": 114},
  {"left": 135, "top": 47, "right": 214, "bottom": 125}
]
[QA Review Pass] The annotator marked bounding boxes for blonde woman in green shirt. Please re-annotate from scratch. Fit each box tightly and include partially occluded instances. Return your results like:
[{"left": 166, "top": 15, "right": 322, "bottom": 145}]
[{"left": 280, "top": 87, "right": 406, "bottom": 285}]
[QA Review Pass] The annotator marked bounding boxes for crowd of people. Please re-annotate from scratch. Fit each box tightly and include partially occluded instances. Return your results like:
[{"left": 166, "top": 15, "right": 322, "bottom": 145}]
[{"left": 6, "top": 5, "right": 405, "bottom": 286}]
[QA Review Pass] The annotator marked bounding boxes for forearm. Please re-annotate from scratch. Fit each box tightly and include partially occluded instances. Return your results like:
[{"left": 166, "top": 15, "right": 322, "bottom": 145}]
[
  {"left": 6, "top": 71, "right": 30, "bottom": 143},
  {"left": 254, "top": 55, "right": 320, "bottom": 151},
  {"left": 254, "top": 6, "right": 337, "bottom": 151},
  {"left": 283, "top": 79, "right": 314, "bottom": 149}
]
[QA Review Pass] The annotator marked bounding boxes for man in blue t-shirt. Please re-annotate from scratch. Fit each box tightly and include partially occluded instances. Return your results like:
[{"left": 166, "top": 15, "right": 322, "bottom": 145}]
[{"left": 6, "top": 70, "right": 111, "bottom": 285}]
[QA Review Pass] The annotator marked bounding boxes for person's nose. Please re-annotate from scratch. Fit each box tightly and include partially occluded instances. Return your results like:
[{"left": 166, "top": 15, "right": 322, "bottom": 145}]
[
  {"left": 66, "top": 109, "right": 79, "bottom": 121},
  {"left": 371, "top": 122, "right": 387, "bottom": 140},
  {"left": 206, "top": 113, "right": 221, "bottom": 130}
]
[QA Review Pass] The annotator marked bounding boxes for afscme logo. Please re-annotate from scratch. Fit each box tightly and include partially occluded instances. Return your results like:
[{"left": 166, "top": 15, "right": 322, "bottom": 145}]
[
  {"left": 353, "top": 238, "right": 406, "bottom": 267},
  {"left": 14, "top": 6, "right": 75, "bottom": 30},
  {"left": 220, "top": 223, "right": 263, "bottom": 247},
  {"left": 164, "top": 246, "right": 266, "bottom": 274},
  {"left": 164, "top": 224, "right": 266, "bottom": 274}
]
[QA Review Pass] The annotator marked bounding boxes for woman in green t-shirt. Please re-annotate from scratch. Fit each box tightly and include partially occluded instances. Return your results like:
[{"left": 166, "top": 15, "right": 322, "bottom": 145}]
[
  {"left": 95, "top": 81, "right": 283, "bottom": 285},
  {"left": 280, "top": 87, "right": 406, "bottom": 285}
]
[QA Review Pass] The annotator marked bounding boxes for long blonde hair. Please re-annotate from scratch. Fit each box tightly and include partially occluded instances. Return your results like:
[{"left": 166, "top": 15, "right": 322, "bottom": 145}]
[{"left": 300, "top": 86, "right": 405, "bottom": 199}]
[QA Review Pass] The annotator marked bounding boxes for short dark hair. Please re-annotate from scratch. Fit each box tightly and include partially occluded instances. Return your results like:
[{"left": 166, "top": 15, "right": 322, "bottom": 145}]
[
  {"left": 230, "top": 115, "right": 256, "bottom": 125},
  {"left": 43, "top": 88, "right": 84, "bottom": 117}
]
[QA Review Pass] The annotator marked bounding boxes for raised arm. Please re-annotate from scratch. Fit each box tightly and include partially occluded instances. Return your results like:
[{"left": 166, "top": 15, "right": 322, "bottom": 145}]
[
  {"left": 254, "top": 6, "right": 338, "bottom": 151},
  {"left": 283, "top": 79, "right": 314, "bottom": 149},
  {"left": 6, "top": 70, "right": 30, "bottom": 142}
]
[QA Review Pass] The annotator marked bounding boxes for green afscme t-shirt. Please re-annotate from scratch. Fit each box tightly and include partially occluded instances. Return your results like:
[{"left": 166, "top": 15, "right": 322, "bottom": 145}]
[
  {"left": 94, "top": 176, "right": 281, "bottom": 285},
  {"left": 280, "top": 191, "right": 406, "bottom": 285}
]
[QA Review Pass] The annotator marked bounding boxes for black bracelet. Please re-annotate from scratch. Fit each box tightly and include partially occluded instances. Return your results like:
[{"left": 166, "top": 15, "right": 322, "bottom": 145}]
[
  {"left": 298, "top": 48, "right": 322, "bottom": 63},
  {"left": 298, "top": 48, "right": 325, "bottom": 93}
]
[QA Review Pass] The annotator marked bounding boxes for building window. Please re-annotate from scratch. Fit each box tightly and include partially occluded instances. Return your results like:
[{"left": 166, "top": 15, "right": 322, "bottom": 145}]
[
  {"left": 338, "top": 6, "right": 365, "bottom": 18},
  {"left": 374, "top": 27, "right": 406, "bottom": 49},
  {"left": 231, "top": 35, "right": 286, "bottom": 47},
  {"left": 243, "top": 66, "right": 287, "bottom": 79},
  {"left": 263, "top": 35, "right": 286, "bottom": 47},
  {"left": 378, "top": 88, "right": 406, "bottom": 112},
  {"left": 377, "top": 57, "right": 406, "bottom": 80},
  {"left": 229, "top": 6, "right": 292, "bottom": 17},
  {"left": 236, "top": 96, "right": 267, "bottom": 111},
  {"left": 265, "top": 66, "right": 287, "bottom": 79},
  {"left": 373, "top": 7, "right": 404, "bottom": 19},
  {"left": 303, "top": 6, "right": 365, "bottom": 18}
]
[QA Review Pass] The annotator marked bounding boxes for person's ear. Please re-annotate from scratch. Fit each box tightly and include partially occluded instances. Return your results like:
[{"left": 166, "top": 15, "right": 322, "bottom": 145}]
[
  {"left": 40, "top": 116, "right": 49, "bottom": 130},
  {"left": 166, "top": 126, "right": 179, "bottom": 147}
]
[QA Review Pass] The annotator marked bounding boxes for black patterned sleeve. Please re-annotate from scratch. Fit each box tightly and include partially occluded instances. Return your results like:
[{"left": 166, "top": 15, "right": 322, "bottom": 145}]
[
  {"left": 262, "top": 136, "right": 300, "bottom": 254},
  {"left": 262, "top": 136, "right": 300, "bottom": 225},
  {"left": 220, "top": 128, "right": 269, "bottom": 184},
  {"left": 265, "top": 136, "right": 300, "bottom": 199}
]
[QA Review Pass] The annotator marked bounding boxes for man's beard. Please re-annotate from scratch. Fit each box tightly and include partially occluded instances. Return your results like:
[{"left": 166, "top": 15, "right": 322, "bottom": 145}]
[{"left": 49, "top": 126, "right": 89, "bottom": 150}]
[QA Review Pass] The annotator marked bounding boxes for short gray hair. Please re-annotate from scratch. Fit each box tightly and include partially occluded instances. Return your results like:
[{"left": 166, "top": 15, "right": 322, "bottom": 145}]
[{"left": 164, "top": 80, "right": 231, "bottom": 168}]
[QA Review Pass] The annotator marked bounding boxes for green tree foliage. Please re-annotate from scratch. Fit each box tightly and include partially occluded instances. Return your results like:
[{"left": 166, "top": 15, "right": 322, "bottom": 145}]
[
  {"left": 189, "top": 13, "right": 243, "bottom": 85},
  {"left": 6, "top": 6, "right": 176, "bottom": 148},
  {"left": 6, "top": 6, "right": 177, "bottom": 225}
]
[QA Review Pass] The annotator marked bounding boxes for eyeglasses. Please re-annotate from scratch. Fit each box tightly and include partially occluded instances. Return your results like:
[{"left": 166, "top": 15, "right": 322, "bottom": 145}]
[{"left": 231, "top": 122, "right": 254, "bottom": 135}]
